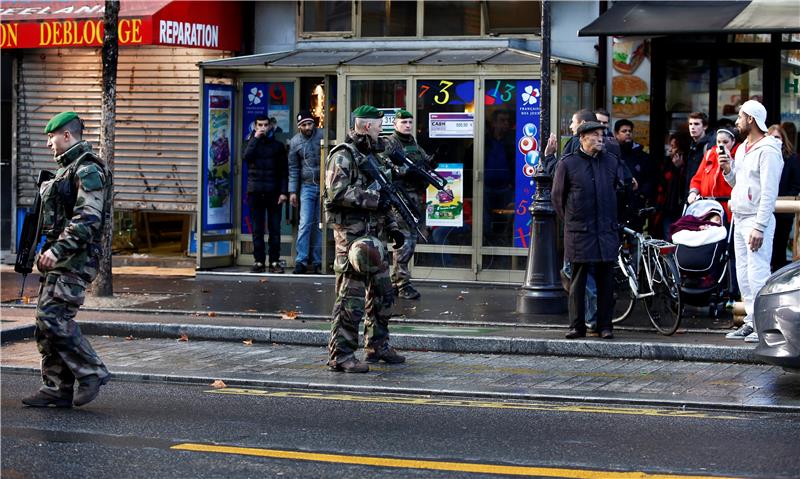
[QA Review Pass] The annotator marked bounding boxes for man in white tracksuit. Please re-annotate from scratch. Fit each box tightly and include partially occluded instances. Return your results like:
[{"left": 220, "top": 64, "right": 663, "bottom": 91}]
[{"left": 720, "top": 100, "right": 783, "bottom": 343}]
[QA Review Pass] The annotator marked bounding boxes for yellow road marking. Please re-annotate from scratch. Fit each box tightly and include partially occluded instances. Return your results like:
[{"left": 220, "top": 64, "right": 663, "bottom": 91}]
[
  {"left": 205, "top": 388, "right": 743, "bottom": 420},
  {"left": 172, "top": 442, "right": 739, "bottom": 479}
]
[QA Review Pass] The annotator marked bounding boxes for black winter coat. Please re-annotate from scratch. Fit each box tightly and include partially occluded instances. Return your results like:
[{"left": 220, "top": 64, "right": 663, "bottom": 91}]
[
  {"left": 243, "top": 134, "right": 288, "bottom": 194},
  {"left": 552, "top": 148, "right": 625, "bottom": 263}
]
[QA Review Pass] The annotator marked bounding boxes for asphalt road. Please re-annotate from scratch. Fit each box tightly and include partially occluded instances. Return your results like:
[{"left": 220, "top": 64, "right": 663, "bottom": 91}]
[{"left": 2, "top": 372, "right": 799, "bottom": 479}]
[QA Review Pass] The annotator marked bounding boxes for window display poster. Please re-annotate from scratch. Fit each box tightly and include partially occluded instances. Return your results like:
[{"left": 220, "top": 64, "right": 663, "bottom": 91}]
[
  {"left": 426, "top": 163, "right": 464, "bottom": 227},
  {"left": 202, "top": 84, "right": 234, "bottom": 230},
  {"left": 240, "top": 82, "right": 293, "bottom": 233},
  {"left": 429, "top": 112, "right": 474, "bottom": 138},
  {"left": 513, "top": 80, "right": 541, "bottom": 249}
]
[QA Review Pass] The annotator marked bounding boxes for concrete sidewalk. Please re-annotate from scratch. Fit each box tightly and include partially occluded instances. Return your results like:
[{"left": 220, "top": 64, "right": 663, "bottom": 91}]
[{"left": 0, "top": 268, "right": 758, "bottom": 363}]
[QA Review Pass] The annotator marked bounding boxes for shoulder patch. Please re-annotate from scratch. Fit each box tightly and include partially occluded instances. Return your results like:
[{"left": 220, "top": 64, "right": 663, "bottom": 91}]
[{"left": 76, "top": 163, "right": 105, "bottom": 192}]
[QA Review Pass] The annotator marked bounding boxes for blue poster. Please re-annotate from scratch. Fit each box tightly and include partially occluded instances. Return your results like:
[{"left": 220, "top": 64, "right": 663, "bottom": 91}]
[
  {"left": 240, "top": 82, "right": 293, "bottom": 233},
  {"left": 202, "top": 84, "right": 234, "bottom": 230},
  {"left": 513, "top": 80, "right": 541, "bottom": 249}
]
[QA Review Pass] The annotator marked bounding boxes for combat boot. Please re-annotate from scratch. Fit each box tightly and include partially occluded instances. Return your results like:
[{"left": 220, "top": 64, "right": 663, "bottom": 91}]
[
  {"left": 397, "top": 284, "right": 421, "bottom": 300},
  {"left": 73, "top": 374, "right": 110, "bottom": 407},
  {"left": 327, "top": 357, "right": 369, "bottom": 373},
  {"left": 22, "top": 390, "right": 73, "bottom": 408},
  {"left": 365, "top": 345, "right": 406, "bottom": 364}
]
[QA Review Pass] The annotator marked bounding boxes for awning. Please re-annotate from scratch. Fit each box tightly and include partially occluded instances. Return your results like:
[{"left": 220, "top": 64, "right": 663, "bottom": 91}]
[
  {"left": 578, "top": 0, "right": 800, "bottom": 37},
  {"left": 199, "top": 47, "right": 550, "bottom": 70},
  {"left": 0, "top": 0, "right": 241, "bottom": 50}
]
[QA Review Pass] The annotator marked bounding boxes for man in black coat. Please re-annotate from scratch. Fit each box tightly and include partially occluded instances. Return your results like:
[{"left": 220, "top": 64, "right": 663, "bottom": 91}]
[
  {"left": 552, "top": 122, "right": 626, "bottom": 339},
  {"left": 244, "top": 114, "right": 289, "bottom": 273}
]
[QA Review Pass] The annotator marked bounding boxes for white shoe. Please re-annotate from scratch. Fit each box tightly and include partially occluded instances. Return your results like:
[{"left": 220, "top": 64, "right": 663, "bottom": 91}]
[
  {"left": 744, "top": 332, "right": 760, "bottom": 343},
  {"left": 725, "top": 323, "right": 754, "bottom": 339}
]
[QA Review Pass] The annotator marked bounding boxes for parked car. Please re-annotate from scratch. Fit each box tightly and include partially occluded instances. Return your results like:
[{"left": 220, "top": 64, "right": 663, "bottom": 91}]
[{"left": 754, "top": 260, "right": 800, "bottom": 372}]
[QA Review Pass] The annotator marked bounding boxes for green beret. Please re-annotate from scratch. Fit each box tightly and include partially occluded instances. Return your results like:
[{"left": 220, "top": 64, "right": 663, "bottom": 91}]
[
  {"left": 395, "top": 109, "right": 413, "bottom": 119},
  {"left": 44, "top": 111, "right": 79, "bottom": 134},
  {"left": 352, "top": 105, "right": 383, "bottom": 119}
]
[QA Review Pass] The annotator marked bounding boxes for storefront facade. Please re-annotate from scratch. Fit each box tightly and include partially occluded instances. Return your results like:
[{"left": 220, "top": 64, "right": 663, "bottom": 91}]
[
  {"left": 198, "top": 55, "right": 597, "bottom": 283},
  {"left": 1, "top": 0, "right": 241, "bottom": 255}
]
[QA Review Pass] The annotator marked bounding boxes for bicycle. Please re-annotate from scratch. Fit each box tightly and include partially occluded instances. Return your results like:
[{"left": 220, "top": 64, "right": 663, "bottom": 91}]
[{"left": 612, "top": 210, "right": 683, "bottom": 335}]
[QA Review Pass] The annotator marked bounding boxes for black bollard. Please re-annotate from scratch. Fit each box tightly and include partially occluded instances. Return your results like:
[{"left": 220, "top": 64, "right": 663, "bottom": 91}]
[{"left": 516, "top": 167, "right": 567, "bottom": 314}]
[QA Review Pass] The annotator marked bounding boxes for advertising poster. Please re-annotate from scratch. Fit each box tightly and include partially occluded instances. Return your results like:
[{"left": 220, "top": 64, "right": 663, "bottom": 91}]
[
  {"left": 609, "top": 36, "right": 651, "bottom": 151},
  {"left": 202, "top": 84, "right": 234, "bottom": 230},
  {"left": 426, "top": 163, "right": 464, "bottom": 227},
  {"left": 239, "top": 82, "right": 293, "bottom": 233},
  {"left": 429, "top": 112, "right": 474, "bottom": 138},
  {"left": 513, "top": 80, "right": 541, "bottom": 249}
]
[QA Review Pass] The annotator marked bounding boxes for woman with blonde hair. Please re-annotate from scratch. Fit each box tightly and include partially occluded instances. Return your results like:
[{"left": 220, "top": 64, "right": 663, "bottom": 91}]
[{"left": 767, "top": 124, "right": 800, "bottom": 271}]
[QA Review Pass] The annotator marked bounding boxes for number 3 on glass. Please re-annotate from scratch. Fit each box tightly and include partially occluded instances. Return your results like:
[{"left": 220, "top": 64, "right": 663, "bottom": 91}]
[{"left": 434, "top": 80, "right": 453, "bottom": 105}]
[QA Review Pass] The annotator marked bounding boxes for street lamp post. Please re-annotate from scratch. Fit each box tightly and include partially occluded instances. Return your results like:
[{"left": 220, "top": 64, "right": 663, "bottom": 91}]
[{"left": 516, "top": 0, "right": 567, "bottom": 314}]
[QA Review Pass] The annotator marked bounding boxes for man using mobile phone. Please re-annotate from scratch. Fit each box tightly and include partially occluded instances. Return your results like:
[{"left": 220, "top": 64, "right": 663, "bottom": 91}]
[{"left": 721, "top": 101, "right": 783, "bottom": 344}]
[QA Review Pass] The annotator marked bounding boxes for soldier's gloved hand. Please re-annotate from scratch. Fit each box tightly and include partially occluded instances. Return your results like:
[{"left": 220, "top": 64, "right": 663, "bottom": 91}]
[
  {"left": 378, "top": 190, "right": 392, "bottom": 210},
  {"left": 389, "top": 229, "right": 405, "bottom": 249}
]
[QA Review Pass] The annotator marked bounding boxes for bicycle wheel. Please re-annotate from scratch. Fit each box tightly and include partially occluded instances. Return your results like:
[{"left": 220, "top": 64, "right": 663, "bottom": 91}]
[
  {"left": 612, "top": 262, "right": 635, "bottom": 323},
  {"left": 644, "top": 252, "right": 682, "bottom": 335}
]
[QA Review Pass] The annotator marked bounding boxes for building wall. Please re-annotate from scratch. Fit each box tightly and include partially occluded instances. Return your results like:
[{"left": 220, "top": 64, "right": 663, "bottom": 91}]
[
  {"left": 551, "top": 0, "right": 600, "bottom": 64},
  {"left": 254, "top": 1, "right": 297, "bottom": 54}
]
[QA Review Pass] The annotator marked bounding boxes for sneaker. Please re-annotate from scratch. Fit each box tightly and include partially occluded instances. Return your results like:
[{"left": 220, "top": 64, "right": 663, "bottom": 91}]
[
  {"left": 269, "top": 262, "right": 284, "bottom": 274},
  {"left": 73, "top": 375, "right": 110, "bottom": 407},
  {"left": 250, "top": 262, "right": 265, "bottom": 273},
  {"left": 397, "top": 284, "right": 421, "bottom": 300},
  {"left": 327, "top": 357, "right": 369, "bottom": 373},
  {"left": 292, "top": 262, "right": 307, "bottom": 274},
  {"left": 744, "top": 331, "right": 760, "bottom": 343},
  {"left": 725, "top": 323, "right": 754, "bottom": 339},
  {"left": 312, "top": 264, "right": 322, "bottom": 275},
  {"left": 22, "top": 390, "right": 73, "bottom": 408},
  {"left": 365, "top": 345, "right": 406, "bottom": 364}
]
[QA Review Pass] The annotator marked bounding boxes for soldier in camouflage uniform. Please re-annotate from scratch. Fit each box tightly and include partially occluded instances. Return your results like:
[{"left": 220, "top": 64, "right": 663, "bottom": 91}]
[
  {"left": 382, "top": 109, "right": 436, "bottom": 300},
  {"left": 324, "top": 105, "right": 407, "bottom": 373},
  {"left": 21, "top": 111, "right": 111, "bottom": 408}
]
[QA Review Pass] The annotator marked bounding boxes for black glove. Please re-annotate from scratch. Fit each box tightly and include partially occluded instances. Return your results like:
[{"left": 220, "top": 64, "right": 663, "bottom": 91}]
[
  {"left": 389, "top": 229, "right": 405, "bottom": 249},
  {"left": 378, "top": 190, "right": 392, "bottom": 210}
]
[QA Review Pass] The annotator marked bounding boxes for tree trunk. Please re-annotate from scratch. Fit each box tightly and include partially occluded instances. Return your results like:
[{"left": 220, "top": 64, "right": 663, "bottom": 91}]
[{"left": 93, "top": 0, "right": 119, "bottom": 297}]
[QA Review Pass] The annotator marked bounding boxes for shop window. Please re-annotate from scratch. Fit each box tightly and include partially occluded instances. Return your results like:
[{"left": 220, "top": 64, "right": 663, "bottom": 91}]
[
  {"left": 302, "top": 1, "right": 352, "bottom": 34},
  {"left": 415, "top": 79, "right": 475, "bottom": 265},
  {"left": 780, "top": 49, "right": 800, "bottom": 148},
  {"left": 717, "top": 58, "right": 763, "bottom": 123},
  {"left": 665, "top": 59, "right": 710, "bottom": 132},
  {"left": 349, "top": 79, "right": 407, "bottom": 130},
  {"left": 484, "top": 1, "right": 540, "bottom": 35},
  {"left": 729, "top": 34, "right": 772, "bottom": 43},
  {"left": 361, "top": 1, "right": 417, "bottom": 37},
  {"left": 423, "top": 1, "right": 481, "bottom": 36},
  {"left": 782, "top": 34, "right": 800, "bottom": 43}
]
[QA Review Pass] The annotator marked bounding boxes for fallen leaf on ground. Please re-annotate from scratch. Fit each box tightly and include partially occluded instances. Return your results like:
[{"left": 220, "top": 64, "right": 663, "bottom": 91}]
[
  {"left": 280, "top": 310, "right": 299, "bottom": 320},
  {"left": 246, "top": 309, "right": 258, "bottom": 313},
  {"left": 260, "top": 278, "right": 269, "bottom": 283},
  {"left": 178, "top": 334, "right": 189, "bottom": 342},
  {"left": 125, "top": 335, "right": 135, "bottom": 341},
  {"left": 243, "top": 339, "right": 254, "bottom": 346},
  {"left": 208, "top": 312, "right": 216, "bottom": 317},
  {"left": 210, "top": 379, "right": 227, "bottom": 389},
  {"left": 21, "top": 296, "right": 31, "bottom": 304},
  {"left": 456, "top": 295, "right": 464, "bottom": 300}
]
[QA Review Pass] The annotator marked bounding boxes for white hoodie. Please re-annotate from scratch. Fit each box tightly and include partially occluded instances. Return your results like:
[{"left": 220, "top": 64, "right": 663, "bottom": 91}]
[{"left": 723, "top": 135, "right": 783, "bottom": 231}]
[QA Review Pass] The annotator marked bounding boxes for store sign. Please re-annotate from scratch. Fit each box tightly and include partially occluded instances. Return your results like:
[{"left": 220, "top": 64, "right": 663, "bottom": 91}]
[
  {"left": 429, "top": 113, "right": 474, "bottom": 139},
  {"left": 0, "top": 1, "right": 240, "bottom": 50}
]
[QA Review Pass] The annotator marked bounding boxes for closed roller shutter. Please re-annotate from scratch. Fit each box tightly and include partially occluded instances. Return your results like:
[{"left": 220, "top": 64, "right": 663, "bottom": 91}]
[{"left": 16, "top": 46, "right": 229, "bottom": 211}]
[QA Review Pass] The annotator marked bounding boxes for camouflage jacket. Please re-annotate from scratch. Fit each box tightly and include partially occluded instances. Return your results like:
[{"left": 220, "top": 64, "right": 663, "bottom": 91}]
[
  {"left": 324, "top": 132, "right": 397, "bottom": 239},
  {"left": 38, "top": 141, "right": 111, "bottom": 283},
  {"left": 382, "top": 132, "right": 435, "bottom": 194}
]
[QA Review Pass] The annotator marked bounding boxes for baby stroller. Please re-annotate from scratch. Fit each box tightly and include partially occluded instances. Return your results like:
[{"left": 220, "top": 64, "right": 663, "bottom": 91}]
[{"left": 671, "top": 199, "right": 733, "bottom": 318}]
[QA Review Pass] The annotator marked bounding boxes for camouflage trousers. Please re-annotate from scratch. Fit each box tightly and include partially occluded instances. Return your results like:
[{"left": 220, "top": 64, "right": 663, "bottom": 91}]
[
  {"left": 328, "top": 255, "right": 395, "bottom": 363},
  {"left": 391, "top": 190, "right": 425, "bottom": 289},
  {"left": 35, "top": 272, "right": 109, "bottom": 396}
]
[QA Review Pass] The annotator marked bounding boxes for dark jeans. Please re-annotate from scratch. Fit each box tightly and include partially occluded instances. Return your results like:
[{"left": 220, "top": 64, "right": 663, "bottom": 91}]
[
  {"left": 569, "top": 261, "right": 614, "bottom": 333},
  {"left": 249, "top": 191, "right": 282, "bottom": 264},
  {"left": 771, "top": 213, "right": 793, "bottom": 272}
]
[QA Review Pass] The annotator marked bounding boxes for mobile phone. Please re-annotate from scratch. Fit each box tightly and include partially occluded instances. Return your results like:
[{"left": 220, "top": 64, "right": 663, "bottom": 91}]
[{"left": 718, "top": 145, "right": 726, "bottom": 155}]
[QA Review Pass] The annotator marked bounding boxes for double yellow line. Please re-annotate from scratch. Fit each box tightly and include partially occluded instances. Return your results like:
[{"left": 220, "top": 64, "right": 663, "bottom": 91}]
[{"left": 172, "top": 442, "right": 738, "bottom": 479}]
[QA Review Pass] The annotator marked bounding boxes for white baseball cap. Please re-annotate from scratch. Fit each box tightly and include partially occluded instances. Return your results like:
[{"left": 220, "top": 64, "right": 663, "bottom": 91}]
[{"left": 739, "top": 100, "right": 768, "bottom": 132}]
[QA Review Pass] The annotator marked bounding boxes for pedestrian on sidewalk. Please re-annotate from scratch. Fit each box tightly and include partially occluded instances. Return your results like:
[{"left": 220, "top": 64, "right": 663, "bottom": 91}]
[
  {"left": 721, "top": 100, "right": 784, "bottom": 343},
  {"left": 244, "top": 114, "right": 289, "bottom": 273},
  {"left": 324, "top": 105, "right": 407, "bottom": 373},
  {"left": 767, "top": 124, "right": 800, "bottom": 272},
  {"left": 552, "top": 121, "right": 626, "bottom": 340},
  {"left": 383, "top": 109, "right": 435, "bottom": 300},
  {"left": 288, "top": 110, "right": 324, "bottom": 275},
  {"left": 22, "top": 111, "right": 111, "bottom": 408}
]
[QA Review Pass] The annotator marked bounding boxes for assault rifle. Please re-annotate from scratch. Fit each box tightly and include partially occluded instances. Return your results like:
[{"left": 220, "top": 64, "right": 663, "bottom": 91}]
[
  {"left": 362, "top": 153, "right": 428, "bottom": 242},
  {"left": 385, "top": 149, "right": 447, "bottom": 191},
  {"left": 15, "top": 170, "right": 55, "bottom": 297}
]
